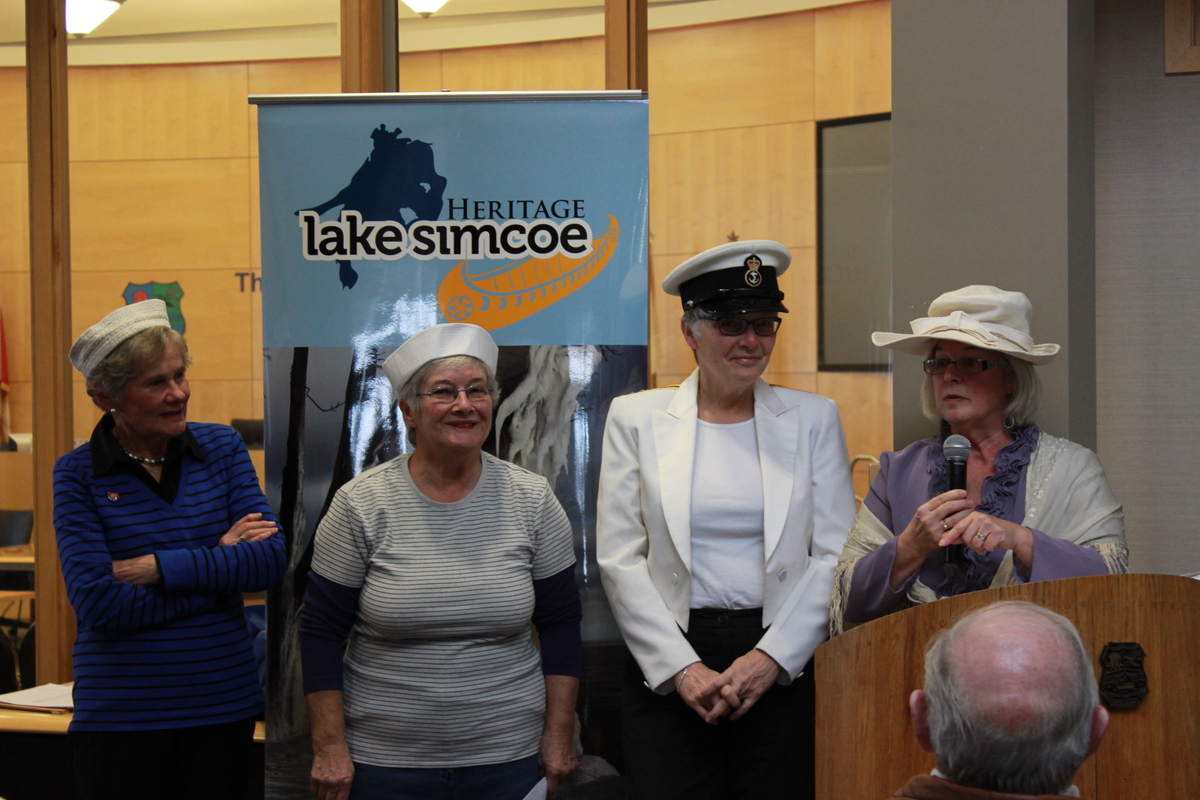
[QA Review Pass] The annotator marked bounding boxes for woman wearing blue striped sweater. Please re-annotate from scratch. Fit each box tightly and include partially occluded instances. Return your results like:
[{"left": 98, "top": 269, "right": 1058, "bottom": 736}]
[{"left": 54, "top": 300, "right": 285, "bottom": 800}]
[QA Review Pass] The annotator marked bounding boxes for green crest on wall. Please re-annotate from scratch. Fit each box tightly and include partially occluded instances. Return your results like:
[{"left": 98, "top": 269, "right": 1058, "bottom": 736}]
[{"left": 122, "top": 282, "right": 185, "bottom": 334}]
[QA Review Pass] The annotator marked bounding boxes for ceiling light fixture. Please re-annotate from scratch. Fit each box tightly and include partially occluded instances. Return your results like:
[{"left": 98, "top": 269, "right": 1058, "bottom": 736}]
[
  {"left": 66, "top": 0, "right": 122, "bottom": 36},
  {"left": 401, "top": 0, "right": 449, "bottom": 19}
]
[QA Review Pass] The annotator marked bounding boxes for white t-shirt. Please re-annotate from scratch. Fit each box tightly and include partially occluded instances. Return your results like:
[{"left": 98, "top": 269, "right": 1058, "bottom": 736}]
[
  {"left": 689, "top": 418, "right": 766, "bottom": 610},
  {"left": 311, "top": 451, "right": 576, "bottom": 768}
]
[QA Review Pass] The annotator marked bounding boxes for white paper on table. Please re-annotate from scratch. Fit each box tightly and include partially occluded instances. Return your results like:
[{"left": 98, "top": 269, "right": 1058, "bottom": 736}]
[
  {"left": 521, "top": 777, "right": 548, "bottom": 800},
  {"left": 0, "top": 682, "right": 74, "bottom": 712}
]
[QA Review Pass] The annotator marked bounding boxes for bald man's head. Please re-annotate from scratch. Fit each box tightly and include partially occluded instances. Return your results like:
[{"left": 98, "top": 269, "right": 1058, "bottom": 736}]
[{"left": 911, "top": 602, "right": 1108, "bottom": 795}]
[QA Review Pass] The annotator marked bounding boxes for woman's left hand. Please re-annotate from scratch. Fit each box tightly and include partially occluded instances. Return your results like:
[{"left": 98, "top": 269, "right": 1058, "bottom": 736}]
[
  {"left": 539, "top": 725, "right": 576, "bottom": 795},
  {"left": 112, "top": 554, "right": 161, "bottom": 585},
  {"left": 940, "top": 512, "right": 1035, "bottom": 575},
  {"left": 705, "top": 648, "right": 782, "bottom": 722}
]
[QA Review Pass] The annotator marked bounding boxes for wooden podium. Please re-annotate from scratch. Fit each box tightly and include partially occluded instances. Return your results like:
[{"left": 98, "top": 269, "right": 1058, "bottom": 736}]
[{"left": 814, "top": 574, "right": 1200, "bottom": 799}]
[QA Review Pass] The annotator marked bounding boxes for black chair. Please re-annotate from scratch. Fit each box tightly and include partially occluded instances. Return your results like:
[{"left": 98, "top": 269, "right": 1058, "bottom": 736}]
[
  {"left": 0, "top": 510, "right": 33, "bottom": 595},
  {"left": 0, "top": 630, "right": 18, "bottom": 695},
  {"left": 18, "top": 622, "right": 35, "bottom": 690},
  {"left": 0, "top": 510, "right": 33, "bottom": 548},
  {"left": 230, "top": 419, "right": 264, "bottom": 449}
]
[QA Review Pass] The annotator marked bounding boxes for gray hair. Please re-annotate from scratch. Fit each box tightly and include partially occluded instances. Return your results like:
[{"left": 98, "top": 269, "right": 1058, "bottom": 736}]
[
  {"left": 920, "top": 346, "right": 1042, "bottom": 427},
  {"left": 923, "top": 601, "right": 1098, "bottom": 795},
  {"left": 396, "top": 355, "right": 500, "bottom": 445},
  {"left": 86, "top": 327, "right": 191, "bottom": 406},
  {"left": 682, "top": 306, "right": 711, "bottom": 336}
]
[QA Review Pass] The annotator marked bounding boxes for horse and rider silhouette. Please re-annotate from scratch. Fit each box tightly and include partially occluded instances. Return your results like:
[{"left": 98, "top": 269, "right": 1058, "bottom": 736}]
[{"left": 298, "top": 124, "right": 447, "bottom": 289}]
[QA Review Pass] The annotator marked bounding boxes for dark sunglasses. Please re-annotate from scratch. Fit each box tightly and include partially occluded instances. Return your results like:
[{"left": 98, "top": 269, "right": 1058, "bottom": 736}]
[
  {"left": 711, "top": 317, "right": 782, "bottom": 337},
  {"left": 922, "top": 357, "right": 1009, "bottom": 376}
]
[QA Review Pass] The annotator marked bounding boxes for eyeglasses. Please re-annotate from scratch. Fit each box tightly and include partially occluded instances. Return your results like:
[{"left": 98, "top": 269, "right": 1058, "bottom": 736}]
[
  {"left": 922, "top": 357, "right": 1009, "bottom": 376},
  {"left": 417, "top": 386, "right": 491, "bottom": 404},
  {"left": 711, "top": 317, "right": 782, "bottom": 337}
]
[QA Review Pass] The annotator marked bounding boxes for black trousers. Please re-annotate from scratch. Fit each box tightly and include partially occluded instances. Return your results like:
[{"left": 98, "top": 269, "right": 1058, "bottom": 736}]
[
  {"left": 71, "top": 716, "right": 255, "bottom": 800},
  {"left": 620, "top": 609, "right": 816, "bottom": 800}
]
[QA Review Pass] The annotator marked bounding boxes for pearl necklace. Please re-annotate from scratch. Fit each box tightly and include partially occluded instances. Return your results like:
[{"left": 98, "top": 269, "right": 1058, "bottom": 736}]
[{"left": 123, "top": 449, "right": 166, "bottom": 466}]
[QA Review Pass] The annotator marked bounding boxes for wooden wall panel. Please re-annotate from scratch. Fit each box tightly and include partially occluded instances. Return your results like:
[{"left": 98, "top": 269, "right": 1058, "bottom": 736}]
[
  {"left": 764, "top": 373, "right": 819, "bottom": 394},
  {"left": 1, "top": 7, "right": 896, "bottom": 511},
  {"left": 6, "top": 382, "right": 32, "bottom": 435},
  {"left": 815, "top": 0, "right": 892, "bottom": 120},
  {"left": 648, "top": 12, "right": 814, "bottom": 136},
  {"left": 70, "top": 158, "right": 252, "bottom": 272},
  {"left": 441, "top": 37, "right": 605, "bottom": 91},
  {"left": 649, "top": 121, "right": 816, "bottom": 257},
  {"left": 71, "top": 269, "right": 254, "bottom": 383},
  {"left": 769, "top": 245, "right": 817, "bottom": 375},
  {"left": 69, "top": 63, "right": 251, "bottom": 162},
  {"left": 72, "top": 379, "right": 102, "bottom": 442},
  {"left": 816, "top": 371, "right": 892, "bottom": 497},
  {"left": 399, "top": 51, "right": 445, "bottom": 91},
  {"left": 0, "top": 68, "right": 27, "bottom": 163},
  {"left": 184, "top": 379, "right": 255, "bottom": 427},
  {"left": 0, "top": 453, "right": 34, "bottom": 509},
  {"left": 647, "top": 252, "right": 695, "bottom": 384},
  {"left": 246, "top": 57, "right": 341, "bottom": 96},
  {"left": 0, "top": 162, "right": 30, "bottom": 272},
  {"left": 247, "top": 57, "right": 341, "bottom": 155}
]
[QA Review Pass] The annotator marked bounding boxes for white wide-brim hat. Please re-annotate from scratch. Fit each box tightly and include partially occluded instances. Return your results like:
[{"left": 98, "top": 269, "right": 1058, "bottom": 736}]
[
  {"left": 871, "top": 285, "right": 1060, "bottom": 365},
  {"left": 382, "top": 323, "right": 499, "bottom": 399},
  {"left": 69, "top": 299, "right": 173, "bottom": 380}
]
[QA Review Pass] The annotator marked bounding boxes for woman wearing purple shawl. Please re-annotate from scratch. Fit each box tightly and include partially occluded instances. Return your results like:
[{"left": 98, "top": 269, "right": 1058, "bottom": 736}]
[{"left": 830, "top": 286, "right": 1127, "bottom": 634}]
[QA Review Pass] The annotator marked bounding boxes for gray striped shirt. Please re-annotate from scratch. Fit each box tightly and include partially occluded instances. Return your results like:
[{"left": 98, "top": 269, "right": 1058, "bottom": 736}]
[{"left": 312, "top": 451, "right": 576, "bottom": 768}]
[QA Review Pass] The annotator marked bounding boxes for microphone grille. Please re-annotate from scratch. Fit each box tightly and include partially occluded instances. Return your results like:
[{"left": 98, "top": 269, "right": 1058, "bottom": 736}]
[{"left": 943, "top": 434, "right": 971, "bottom": 462}]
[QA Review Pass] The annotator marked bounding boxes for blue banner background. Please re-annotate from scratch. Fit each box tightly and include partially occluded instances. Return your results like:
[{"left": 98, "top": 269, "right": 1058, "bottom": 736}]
[{"left": 257, "top": 98, "right": 649, "bottom": 348}]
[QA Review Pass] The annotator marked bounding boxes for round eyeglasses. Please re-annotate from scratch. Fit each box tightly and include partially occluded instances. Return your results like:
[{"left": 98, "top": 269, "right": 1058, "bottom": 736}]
[
  {"left": 711, "top": 317, "right": 782, "bottom": 337},
  {"left": 417, "top": 386, "right": 491, "bottom": 404},
  {"left": 923, "top": 357, "right": 1008, "bottom": 376}
]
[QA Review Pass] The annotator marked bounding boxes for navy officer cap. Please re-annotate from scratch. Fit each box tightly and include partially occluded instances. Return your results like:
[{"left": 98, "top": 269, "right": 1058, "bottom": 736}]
[{"left": 661, "top": 240, "right": 790, "bottom": 315}]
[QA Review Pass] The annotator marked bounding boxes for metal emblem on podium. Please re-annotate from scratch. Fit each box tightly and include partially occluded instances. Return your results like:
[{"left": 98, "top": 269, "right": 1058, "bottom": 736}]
[{"left": 1099, "top": 642, "right": 1149, "bottom": 710}]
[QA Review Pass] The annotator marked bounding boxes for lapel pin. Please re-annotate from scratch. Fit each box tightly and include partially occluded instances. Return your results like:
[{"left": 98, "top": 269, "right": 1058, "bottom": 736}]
[{"left": 107, "top": 492, "right": 120, "bottom": 502}]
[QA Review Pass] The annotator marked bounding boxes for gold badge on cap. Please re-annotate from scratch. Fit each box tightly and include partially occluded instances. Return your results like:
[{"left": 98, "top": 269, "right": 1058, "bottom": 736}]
[{"left": 744, "top": 255, "right": 763, "bottom": 287}]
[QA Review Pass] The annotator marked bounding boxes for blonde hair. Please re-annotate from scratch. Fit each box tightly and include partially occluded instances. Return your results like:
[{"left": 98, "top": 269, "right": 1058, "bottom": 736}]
[
  {"left": 919, "top": 346, "right": 1041, "bottom": 427},
  {"left": 86, "top": 327, "right": 190, "bottom": 406}
]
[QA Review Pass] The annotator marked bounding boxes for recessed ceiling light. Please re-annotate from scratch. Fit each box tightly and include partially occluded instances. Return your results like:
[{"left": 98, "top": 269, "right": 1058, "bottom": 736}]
[
  {"left": 66, "top": 0, "right": 121, "bottom": 36},
  {"left": 402, "top": 0, "right": 450, "bottom": 18}
]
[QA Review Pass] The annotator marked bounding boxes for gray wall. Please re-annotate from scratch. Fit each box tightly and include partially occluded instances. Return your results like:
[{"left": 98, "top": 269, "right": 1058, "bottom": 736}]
[
  {"left": 890, "top": 0, "right": 1096, "bottom": 450},
  {"left": 1095, "top": 0, "right": 1200, "bottom": 574}
]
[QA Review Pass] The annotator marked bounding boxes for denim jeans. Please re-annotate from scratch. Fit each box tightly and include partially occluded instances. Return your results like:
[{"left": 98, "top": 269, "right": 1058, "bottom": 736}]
[{"left": 349, "top": 753, "right": 540, "bottom": 800}]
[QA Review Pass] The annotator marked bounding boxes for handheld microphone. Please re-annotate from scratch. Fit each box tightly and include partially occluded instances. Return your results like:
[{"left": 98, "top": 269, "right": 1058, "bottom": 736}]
[{"left": 943, "top": 435, "right": 971, "bottom": 565}]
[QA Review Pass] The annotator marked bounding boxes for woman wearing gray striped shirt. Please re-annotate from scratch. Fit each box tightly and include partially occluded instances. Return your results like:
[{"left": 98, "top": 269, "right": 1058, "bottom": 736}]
[{"left": 300, "top": 324, "right": 582, "bottom": 800}]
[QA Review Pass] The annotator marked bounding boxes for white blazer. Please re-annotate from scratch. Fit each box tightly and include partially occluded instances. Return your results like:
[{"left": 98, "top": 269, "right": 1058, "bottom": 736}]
[{"left": 596, "top": 370, "right": 856, "bottom": 693}]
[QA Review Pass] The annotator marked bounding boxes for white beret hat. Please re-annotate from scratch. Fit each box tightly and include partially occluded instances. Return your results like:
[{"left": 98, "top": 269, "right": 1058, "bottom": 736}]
[
  {"left": 382, "top": 323, "right": 499, "bottom": 399},
  {"left": 69, "top": 300, "right": 173, "bottom": 379}
]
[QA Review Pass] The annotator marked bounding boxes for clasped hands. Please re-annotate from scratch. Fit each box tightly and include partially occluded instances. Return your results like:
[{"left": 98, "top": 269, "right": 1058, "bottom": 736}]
[
  {"left": 111, "top": 512, "right": 279, "bottom": 586},
  {"left": 674, "top": 649, "right": 781, "bottom": 725}
]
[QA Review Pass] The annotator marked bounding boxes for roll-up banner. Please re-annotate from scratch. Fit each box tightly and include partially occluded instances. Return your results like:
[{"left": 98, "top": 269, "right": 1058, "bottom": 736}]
[{"left": 252, "top": 92, "right": 648, "bottom": 794}]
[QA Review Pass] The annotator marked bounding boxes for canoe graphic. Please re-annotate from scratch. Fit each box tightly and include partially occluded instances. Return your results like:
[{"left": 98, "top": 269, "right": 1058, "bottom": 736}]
[{"left": 437, "top": 215, "right": 619, "bottom": 330}]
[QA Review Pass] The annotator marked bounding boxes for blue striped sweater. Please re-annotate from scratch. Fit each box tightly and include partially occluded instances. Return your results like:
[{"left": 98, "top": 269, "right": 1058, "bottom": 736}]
[{"left": 53, "top": 422, "right": 285, "bottom": 731}]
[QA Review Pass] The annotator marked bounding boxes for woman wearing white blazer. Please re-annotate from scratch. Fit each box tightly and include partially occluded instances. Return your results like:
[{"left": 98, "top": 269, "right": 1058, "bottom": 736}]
[{"left": 597, "top": 241, "right": 856, "bottom": 800}]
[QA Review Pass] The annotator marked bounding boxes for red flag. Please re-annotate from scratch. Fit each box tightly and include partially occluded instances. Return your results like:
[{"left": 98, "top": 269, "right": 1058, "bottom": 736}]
[{"left": 0, "top": 308, "right": 10, "bottom": 444}]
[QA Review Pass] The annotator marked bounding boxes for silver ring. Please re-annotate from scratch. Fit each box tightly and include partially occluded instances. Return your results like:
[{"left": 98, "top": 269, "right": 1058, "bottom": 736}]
[
  {"left": 942, "top": 522, "right": 949, "bottom": 532},
  {"left": 974, "top": 531, "right": 987, "bottom": 542},
  {"left": 238, "top": 534, "right": 247, "bottom": 543}
]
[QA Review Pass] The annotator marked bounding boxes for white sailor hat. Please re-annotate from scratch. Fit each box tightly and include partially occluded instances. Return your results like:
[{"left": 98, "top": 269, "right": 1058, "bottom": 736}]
[
  {"left": 382, "top": 323, "right": 499, "bottom": 399},
  {"left": 69, "top": 300, "right": 173, "bottom": 380},
  {"left": 661, "top": 240, "right": 790, "bottom": 314}
]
